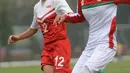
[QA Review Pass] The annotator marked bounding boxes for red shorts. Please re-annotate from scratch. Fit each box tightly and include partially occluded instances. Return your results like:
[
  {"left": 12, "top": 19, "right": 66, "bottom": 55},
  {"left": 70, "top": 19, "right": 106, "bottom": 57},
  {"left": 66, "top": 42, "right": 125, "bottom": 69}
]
[{"left": 41, "top": 38, "right": 72, "bottom": 73}]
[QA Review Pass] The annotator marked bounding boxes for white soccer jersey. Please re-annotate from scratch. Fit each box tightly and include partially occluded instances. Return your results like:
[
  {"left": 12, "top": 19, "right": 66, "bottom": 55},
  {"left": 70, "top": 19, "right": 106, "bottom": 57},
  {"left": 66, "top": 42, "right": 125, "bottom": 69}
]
[
  {"left": 30, "top": 0, "right": 73, "bottom": 29},
  {"left": 65, "top": 1, "right": 117, "bottom": 49},
  {"left": 83, "top": 4, "right": 117, "bottom": 49}
]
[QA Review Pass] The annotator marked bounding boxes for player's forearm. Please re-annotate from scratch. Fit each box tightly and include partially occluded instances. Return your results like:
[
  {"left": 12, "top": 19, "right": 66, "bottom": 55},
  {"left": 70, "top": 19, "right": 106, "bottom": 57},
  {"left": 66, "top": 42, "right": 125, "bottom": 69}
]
[
  {"left": 65, "top": 13, "right": 86, "bottom": 23},
  {"left": 114, "top": 0, "right": 130, "bottom": 4},
  {"left": 17, "top": 28, "right": 38, "bottom": 40}
]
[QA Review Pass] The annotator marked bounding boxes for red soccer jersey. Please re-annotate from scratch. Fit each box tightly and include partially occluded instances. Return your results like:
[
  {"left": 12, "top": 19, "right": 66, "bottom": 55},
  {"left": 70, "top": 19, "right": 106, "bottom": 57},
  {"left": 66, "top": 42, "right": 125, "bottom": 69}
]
[
  {"left": 30, "top": 0, "right": 73, "bottom": 45},
  {"left": 38, "top": 13, "right": 68, "bottom": 44}
]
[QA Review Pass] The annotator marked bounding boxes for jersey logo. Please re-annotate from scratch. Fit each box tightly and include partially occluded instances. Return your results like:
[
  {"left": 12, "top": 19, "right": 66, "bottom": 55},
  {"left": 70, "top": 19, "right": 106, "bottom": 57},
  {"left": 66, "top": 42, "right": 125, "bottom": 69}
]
[{"left": 46, "top": 5, "right": 52, "bottom": 8}]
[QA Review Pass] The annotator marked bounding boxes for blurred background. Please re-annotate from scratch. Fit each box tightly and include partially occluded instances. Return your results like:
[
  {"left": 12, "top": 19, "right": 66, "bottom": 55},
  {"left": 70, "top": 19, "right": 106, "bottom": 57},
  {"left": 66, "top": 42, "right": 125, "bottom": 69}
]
[{"left": 0, "top": 0, "right": 130, "bottom": 73}]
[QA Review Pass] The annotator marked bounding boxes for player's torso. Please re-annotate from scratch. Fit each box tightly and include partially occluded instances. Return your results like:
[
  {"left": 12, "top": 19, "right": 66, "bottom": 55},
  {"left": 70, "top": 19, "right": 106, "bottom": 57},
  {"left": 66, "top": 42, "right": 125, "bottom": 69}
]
[
  {"left": 81, "top": 1, "right": 117, "bottom": 49},
  {"left": 35, "top": 0, "right": 67, "bottom": 44}
]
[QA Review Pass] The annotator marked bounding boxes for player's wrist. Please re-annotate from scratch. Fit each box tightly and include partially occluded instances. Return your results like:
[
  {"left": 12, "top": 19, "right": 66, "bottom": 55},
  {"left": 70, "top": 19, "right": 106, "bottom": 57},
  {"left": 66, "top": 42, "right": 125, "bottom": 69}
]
[{"left": 15, "top": 35, "right": 21, "bottom": 41}]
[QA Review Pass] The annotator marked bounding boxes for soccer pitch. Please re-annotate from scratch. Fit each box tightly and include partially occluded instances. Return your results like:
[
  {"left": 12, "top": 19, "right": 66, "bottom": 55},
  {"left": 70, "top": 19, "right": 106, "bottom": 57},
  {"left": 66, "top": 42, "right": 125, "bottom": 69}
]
[{"left": 0, "top": 60, "right": 130, "bottom": 73}]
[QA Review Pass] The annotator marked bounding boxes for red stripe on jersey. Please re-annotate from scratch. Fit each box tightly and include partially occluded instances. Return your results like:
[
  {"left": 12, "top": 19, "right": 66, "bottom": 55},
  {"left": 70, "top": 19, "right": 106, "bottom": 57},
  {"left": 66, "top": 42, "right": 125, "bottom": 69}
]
[
  {"left": 38, "top": 12, "right": 56, "bottom": 35},
  {"left": 37, "top": 8, "right": 55, "bottom": 20},
  {"left": 109, "top": 16, "right": 116, "bottom": 49}
]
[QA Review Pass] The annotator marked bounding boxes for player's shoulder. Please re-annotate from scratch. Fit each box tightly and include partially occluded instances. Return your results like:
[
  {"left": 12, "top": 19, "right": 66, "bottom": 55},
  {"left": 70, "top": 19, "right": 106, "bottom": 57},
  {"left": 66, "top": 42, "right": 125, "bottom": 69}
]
[
  {"left": 34, "top": 1, "right": 41, "bottom": 10},
  {"left": 52, "top": 0, "right": 67, "bottom": 3},
  {"left": 52, "top": 0, "right": 68, "bottom": 7}
]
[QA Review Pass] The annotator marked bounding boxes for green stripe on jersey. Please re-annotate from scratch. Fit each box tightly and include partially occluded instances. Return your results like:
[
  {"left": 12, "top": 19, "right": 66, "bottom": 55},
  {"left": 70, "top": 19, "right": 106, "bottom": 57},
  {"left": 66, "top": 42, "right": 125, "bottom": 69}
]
[{"left": 82, "top": 1, "right": 114, "bottom": 9}]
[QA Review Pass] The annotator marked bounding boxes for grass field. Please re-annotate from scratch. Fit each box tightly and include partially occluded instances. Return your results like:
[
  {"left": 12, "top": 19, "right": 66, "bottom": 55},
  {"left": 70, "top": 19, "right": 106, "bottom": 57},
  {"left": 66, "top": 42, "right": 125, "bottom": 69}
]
[{"left": 0, "top": 60, "right": 130, "bottom": 73}]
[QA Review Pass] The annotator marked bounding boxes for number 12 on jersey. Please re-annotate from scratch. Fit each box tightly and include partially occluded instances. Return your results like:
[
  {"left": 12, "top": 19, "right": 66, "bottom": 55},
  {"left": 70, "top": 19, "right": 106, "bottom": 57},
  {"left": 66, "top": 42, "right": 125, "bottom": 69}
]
[
  {"left": 42, "top": 23, "right": 48, "bottom": 33},
  {"left": 55, "top": 56, "right": 64, "bottom": 67}
]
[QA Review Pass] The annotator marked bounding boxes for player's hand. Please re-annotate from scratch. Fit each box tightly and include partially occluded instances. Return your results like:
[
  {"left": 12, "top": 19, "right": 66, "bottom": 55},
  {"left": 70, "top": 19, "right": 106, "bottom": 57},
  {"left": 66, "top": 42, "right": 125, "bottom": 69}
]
[
  {"left": 53, "top": 15, "right": 66, "bottom": 25},
  {"left": 8, "top": 35, "right": 20, "bottom": 44}
]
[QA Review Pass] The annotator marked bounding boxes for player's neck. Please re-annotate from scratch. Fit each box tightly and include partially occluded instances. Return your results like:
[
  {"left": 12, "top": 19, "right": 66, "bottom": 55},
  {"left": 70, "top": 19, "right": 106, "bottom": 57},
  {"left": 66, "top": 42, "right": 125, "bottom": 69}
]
[{"left": 42, "top": 0, "right": 46, "bottom": 3}]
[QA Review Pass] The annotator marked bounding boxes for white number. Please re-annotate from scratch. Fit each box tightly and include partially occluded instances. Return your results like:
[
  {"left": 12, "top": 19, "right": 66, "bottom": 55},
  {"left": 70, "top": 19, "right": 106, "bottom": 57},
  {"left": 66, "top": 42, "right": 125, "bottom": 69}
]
[
  {"left": 58, "top": 57, "right": 64, "bottom": 66},
  {"left": 42, "top": 23, "right": 48, "bottom": 33},
  {"left": 55, "top": 56, "right": 58, "bottom": 66},
  {"left": 55, "top": 56, "right": 64, "bottom": 67}
]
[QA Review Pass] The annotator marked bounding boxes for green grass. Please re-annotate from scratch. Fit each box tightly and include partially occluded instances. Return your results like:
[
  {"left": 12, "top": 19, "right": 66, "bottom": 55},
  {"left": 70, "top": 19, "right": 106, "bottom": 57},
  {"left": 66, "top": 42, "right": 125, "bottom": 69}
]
[
  {"left": 105, "top": 60, "right": 130, "bottom": 73},
  {"left": 0, "top": 60, "right": 130, "bottom": 73}
]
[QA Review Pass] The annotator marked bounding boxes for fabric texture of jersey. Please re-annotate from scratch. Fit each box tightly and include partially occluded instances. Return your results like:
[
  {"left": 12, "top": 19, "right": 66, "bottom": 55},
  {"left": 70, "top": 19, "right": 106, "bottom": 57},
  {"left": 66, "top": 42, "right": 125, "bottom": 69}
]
[
  {"left": 29, "top": 0, "right": 73, "bottom": 72},
  {"left": 30, "top": 0, "right": 73, "bottom": 46},
  {"left": 65, "top": 0, "right": 118, "bottom": 49}
]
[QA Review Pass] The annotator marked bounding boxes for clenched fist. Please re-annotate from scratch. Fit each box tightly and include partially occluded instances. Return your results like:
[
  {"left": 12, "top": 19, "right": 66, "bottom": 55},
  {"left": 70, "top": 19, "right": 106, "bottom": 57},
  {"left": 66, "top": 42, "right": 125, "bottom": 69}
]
[{"left": 8, "top": 35, "right": 20, "bottom": 44}]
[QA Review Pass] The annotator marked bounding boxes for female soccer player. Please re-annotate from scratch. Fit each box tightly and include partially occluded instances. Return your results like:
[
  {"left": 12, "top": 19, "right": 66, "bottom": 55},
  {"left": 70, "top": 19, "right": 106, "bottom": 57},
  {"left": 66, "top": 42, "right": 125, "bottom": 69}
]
[
  {"left": 8, "top": 0, "right": 73, "bottom": 73},
  {"left": 53, "top": 0, "right": 130, "bottom": 73}
]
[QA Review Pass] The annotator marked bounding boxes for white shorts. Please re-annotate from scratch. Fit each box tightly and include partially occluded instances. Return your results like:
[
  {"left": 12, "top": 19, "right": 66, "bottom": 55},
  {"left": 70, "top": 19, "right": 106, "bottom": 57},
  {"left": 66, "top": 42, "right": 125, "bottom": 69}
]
[{"left": 72, "top": 44, "right": 116, "bottom": 73}]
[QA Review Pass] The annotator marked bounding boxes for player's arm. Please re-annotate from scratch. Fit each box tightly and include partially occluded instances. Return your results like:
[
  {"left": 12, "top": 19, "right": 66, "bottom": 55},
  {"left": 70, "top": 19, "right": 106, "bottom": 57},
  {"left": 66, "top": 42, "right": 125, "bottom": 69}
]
[
  {"left": 53, "top": 0, "right": 86, "bottom": 24},
  {"left": 65, "top": 0, "right": 86, "bottom": 23},
  {"left": 8, "top": 4, "right": 39, "bottom": 44},
  {"left": 17, "top": 28, "right": 38, "bottom": 40},
  {"left": 8, "top": 28, "right": 38, "bottom": 44},
  {"left": 114, "top": 0, "right": 130, "bottom": 4}
]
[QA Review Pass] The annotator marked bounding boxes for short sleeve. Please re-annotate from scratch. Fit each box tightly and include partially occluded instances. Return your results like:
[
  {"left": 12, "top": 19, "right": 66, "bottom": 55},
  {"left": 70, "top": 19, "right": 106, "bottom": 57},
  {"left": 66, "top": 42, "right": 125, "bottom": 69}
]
[
  {"left": 53, "top": 0, "right": 73, "bottom": 15},
  {"left": 30, "top": 5, "right": 39, "bottom": 29}
]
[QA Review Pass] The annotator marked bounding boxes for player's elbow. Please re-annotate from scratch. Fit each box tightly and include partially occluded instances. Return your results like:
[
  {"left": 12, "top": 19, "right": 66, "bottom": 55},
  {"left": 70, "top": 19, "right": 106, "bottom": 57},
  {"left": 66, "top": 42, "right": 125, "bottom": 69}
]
[{"left": 29, "top": 28, "right": 38, "bottom": 35}]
